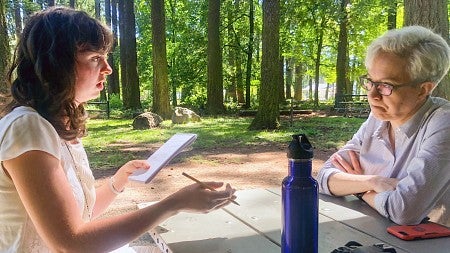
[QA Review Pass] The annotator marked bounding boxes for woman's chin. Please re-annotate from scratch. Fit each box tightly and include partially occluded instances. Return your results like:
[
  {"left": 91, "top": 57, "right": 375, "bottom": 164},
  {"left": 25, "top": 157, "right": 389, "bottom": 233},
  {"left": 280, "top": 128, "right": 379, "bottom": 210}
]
[{"left": 371, "top": 110, "right": 391, "bottom": 121}]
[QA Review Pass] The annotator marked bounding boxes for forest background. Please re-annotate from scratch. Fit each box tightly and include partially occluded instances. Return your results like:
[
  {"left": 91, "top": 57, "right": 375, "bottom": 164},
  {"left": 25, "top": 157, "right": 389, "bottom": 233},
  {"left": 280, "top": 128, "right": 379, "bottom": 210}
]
[{"left": 0, "top": 0, "right": 449, "bottom": 129}]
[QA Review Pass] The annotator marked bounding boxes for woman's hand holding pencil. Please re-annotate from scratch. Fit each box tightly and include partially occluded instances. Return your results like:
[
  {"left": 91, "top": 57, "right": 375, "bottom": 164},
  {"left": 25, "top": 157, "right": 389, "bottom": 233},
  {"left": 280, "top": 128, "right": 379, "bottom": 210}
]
[{"left": 182, "top": 172, "right": 240, "bottom": 206}]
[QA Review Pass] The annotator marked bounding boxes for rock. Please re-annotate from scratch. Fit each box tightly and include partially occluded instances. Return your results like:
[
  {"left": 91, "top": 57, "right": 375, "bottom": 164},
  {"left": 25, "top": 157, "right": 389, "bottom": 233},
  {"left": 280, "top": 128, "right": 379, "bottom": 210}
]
[
  {"left": 171, "top": 107, "right": 201, "bottom": 124},
  {"left": 132, "top": 112, "right": 163, "bottom": 129}
]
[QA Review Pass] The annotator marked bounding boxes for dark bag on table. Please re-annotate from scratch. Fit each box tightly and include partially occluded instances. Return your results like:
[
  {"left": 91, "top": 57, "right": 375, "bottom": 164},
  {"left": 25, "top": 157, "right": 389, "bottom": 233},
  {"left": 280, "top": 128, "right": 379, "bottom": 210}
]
[{"left": 331, "top": 241, "right": 397, "bottom": 253}]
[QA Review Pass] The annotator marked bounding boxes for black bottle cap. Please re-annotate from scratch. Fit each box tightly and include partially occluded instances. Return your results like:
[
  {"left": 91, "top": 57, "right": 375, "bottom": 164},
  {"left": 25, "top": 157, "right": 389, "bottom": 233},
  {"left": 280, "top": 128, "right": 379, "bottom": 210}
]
[{"left": 287, "top": 134, "right": 313, "bottom": 159}]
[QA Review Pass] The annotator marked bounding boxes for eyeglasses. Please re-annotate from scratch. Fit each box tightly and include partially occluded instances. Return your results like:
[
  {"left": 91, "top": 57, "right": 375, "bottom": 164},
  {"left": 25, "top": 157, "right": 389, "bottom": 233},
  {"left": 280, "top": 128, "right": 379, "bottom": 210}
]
[{"left": 359, "top": 75, "right": 420, "bottom": 96}]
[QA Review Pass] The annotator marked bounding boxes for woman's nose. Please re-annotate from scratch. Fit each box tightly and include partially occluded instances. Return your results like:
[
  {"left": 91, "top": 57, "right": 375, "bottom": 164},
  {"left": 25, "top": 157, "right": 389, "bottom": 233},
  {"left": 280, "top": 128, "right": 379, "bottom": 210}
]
[{"left": 101, "top": 57, "right": 113, "bottom": 75}]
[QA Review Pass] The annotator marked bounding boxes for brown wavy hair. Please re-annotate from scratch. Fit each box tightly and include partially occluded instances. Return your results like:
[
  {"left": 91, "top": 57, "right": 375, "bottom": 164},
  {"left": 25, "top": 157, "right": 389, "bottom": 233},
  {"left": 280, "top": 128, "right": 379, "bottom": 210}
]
[{"left": 3, "top": 6, "right": 113, "bottom": 140}]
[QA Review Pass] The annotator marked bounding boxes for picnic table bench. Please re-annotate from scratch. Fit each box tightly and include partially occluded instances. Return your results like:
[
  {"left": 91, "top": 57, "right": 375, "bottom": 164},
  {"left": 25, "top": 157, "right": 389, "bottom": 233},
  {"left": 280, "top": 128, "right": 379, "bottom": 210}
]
[
  {"left": 335, "top": 94, "right": 370, "bottom": 117},
  {"left": 86, "top": 100, "right": 110, "bottom": 118}
]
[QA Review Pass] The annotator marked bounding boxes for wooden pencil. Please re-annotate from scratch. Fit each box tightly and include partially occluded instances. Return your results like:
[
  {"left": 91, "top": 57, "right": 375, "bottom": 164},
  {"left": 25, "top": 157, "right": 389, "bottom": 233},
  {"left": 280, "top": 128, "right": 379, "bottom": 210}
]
[{"left": 182, "top": 172, "right": 240, "bottom": 206}]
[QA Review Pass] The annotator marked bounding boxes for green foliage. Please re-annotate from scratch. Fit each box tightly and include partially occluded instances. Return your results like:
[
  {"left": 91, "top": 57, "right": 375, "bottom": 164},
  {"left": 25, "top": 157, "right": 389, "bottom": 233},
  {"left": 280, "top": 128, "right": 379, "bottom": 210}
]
[
  {"left": 108, "top": 94, "right": 123, "bottom": 110},
  {"left": 4, "top": 0, "right": 432, "bottom": 115},
  {"left": 347, "top": 0, "right": 389, "bottom": 79},
  {"left": 131, "top": 0, "right": 266, "bottom": 111},
  {"left": 179, "top": 85, "right": 207, "bottom": 111},
  {"left": 135, "top": 0, "right": 153, "bottom": 97},
  {"left": 83, "top": 115, "right": 364, "bottom": 169}
]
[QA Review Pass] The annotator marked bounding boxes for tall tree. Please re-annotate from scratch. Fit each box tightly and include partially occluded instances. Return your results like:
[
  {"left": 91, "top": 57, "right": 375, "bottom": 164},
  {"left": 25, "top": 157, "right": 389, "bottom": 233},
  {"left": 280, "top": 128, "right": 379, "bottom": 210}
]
[
  {"left": 249, "top": 0, "right": 280, "bottom": 130},
  {"left": 278, "top": 55, "right": 284, "bottom": 102},
  {"left": 151, "top": 0, "right": 171, "bottom": 119},
  {"left": 293, "top": 63, "right": 303, "bottom": 101},
  {"left": 285, "top": 58, "right": 293, "bottom": 99},
  {"left": 95, "top": 0, "right": 100, "bottom": 20},
  {"left": 104, "top": 0, "right": 119, "bottom": 98},
  {"left": 244, "top": 0, "right": 254, "bottom": 109},
  {"left": 234, "top": 0, "right": 244, "bottom": 105},
  {"left": 387, "top": 0, "right": 397, "bottom": 29},
  {"left": 206, "top": 0, "right": 225, "bottom": 114},
  {"left": 94, "top": 0, "right": 106, "bottom": 101},
  {"left": 313, "top": 19, "right": 325, "bottom": 108},
  {"left": 0, "top": 0, "right": 8, "bottom": 101},
  {"left": 335, "top": 0, "right": 349, "bottom": 108},
  {"left": 119, "top": 0, "right": 141, "bottom": 110},
  {"left": 226, "top": 2, "right": 237, "bottom": 102},
  {"left": 308, "top": 78, "right": 313, "bottom": 100},
  {"left": 13, "top": 0, "right": 22, "bottom": 40},
  {"left": 108, "top": 0, "right": 120, "bottom": 95},
  {"left": 404, "top": 0, "right": 449, "bottom": 99},
  {"left": 167, "top": 0, "right": 177, "bottom": 107},
  {"left": 105, "top": 0, "right": 112, "bottom": 28}
]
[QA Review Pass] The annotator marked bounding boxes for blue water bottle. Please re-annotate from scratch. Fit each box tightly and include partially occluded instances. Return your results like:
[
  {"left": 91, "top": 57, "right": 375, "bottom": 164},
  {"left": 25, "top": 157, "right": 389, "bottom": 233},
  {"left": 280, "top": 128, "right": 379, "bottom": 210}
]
[{"left": 281, "top": 134, "right": 318, "bottom": 253}]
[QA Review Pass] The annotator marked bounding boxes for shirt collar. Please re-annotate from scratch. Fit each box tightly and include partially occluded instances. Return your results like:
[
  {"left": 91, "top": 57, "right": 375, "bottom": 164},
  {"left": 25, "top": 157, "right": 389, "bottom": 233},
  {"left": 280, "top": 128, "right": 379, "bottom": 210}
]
[{"left": 373, "top": 117, "right": 388, "bottom": 139}]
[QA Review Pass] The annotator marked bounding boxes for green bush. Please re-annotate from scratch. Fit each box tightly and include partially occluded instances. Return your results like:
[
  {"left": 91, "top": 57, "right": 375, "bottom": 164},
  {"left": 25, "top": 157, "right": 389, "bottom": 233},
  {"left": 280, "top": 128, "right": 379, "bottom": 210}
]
[{"left": 108, "top": 94, "right": 123, "bottom": 110}]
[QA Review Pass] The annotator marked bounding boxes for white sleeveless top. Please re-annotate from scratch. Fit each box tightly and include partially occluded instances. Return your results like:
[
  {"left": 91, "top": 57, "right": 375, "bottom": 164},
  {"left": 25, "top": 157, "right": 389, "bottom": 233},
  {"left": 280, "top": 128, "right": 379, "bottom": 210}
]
[{"left": 0, "top": 106, "right": 96, "bottom": 252}]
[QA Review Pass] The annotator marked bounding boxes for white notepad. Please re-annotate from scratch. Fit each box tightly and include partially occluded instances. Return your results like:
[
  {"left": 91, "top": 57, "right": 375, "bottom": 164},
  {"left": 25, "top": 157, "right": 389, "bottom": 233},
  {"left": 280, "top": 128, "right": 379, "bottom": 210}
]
[{"left": 128, "top": 133, "right": 197, "bottom": 183}]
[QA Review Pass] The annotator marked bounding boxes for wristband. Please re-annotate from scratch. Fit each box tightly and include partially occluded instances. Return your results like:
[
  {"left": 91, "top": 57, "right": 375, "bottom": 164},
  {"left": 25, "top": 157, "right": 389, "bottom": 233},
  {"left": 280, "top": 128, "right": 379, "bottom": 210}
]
[{"left": 109, "top": 176, "right": 124, "bottom": 194}]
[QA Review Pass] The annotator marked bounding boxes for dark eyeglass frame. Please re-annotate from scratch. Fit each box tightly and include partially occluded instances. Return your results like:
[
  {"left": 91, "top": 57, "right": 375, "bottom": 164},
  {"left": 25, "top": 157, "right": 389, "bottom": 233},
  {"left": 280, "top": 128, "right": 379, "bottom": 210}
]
[{"left": 359, "top": 75, "right": 421, "bottom": 96}]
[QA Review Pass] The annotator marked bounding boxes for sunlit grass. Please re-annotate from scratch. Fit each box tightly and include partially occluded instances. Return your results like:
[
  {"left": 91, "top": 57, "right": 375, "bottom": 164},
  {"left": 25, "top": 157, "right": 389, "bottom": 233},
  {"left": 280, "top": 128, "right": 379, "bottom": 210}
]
[{"left": 83, "top": 115, "right": 365, "bottom": 169}]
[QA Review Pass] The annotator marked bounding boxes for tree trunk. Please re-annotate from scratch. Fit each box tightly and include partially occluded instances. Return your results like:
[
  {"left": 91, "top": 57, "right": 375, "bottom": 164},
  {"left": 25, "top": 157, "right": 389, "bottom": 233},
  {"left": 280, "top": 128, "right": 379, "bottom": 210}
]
[
  {"left": 206, "top": 0, "right": 224, "bottom": 114},
  {"left": 0, "top": 0, "right": 9, "bottom": 100},
  {"left": 387, "top": 0, "right": 397, "bottom": 29},
  {"left": 244, "top": 0, "right": 254, "bottom": 109},
  {"left": 236, "top": 55, "right": 244, "bottom": 104},
  {"left": 234, "top": 0, "right": 244, "bottom": 103},
  {"left": 279, "top": 55, "right": 284, "bottom": 102},
  {"left": 109, "top": 0, "right": 120, "bottom": 96},
  {"left": 293, "top": 63, "right": 303, "bottom": 101},
  {"left": 249, "top": 0, "right": 280, "bottom": 130},
  {"left": 104, "top": 0, "right": 118, "bottom": 99},
  {"left": 95, "top": 0, "right": 100, "bottom": 19},
  {"left": 308, "top": 78, "right": 312, "bottom": 100},
  {"left": 325, "top": 83, "right": 330, "bottom": 100},
  {"left": 285, "top": 58, "right": 293, "bottom": 99},
  {"left": 234, "top": 0, "right": 244, "bottom": 104},
  {"left": 69, "top": 0, "right": 75, "bottom": 8},
  {"left": 168, "top": 0, "right": 177, "bottom": 107},
  {"left": 404, "top": 0, "right": 449, "bottom": 99},
  {"left": 47, "top": 0, "right": 55, "bottom": 6},
  {"left": 152, "top": 0, "right": 171, "bottom": 119},
  {"left": 226, "top": 5, "right": 237, "bottom": 103},
  {"left": 119, "top": 0, "right": 141, "bottom": 110},
  {"left": 13, "top": 0, "right": 21, "bottom": 40},
  {"left": 314, "top": 26, "right": 324, "bottom": 108},
  {"left": 112, "top": 0, "right": 119, "bottom": 39},
  {"left": 95, "top": 0, "right": 106, "bottom": 101},
  {"left": 335, "top": 0, "right": 349, "bottom": 108}
]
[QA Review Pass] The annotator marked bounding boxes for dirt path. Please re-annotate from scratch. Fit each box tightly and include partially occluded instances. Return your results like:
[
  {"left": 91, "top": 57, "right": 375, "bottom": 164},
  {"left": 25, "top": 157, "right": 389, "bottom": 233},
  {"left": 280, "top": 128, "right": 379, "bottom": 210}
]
[{"left": 93, "top": 145, "right": 334, "bottom": 217}]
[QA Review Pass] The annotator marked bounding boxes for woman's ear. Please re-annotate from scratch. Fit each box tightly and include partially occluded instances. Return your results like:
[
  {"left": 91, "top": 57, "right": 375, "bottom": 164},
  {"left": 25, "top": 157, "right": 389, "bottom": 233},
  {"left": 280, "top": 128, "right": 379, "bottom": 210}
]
[{"left": 418, "top": 82, "right": 436, "bottom": 98}]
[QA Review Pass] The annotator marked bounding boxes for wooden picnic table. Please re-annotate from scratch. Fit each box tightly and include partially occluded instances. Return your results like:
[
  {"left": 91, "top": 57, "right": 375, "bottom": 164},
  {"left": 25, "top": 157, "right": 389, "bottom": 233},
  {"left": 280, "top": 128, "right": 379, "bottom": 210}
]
[
  {"left": 335, "top": 95, "right": 370, "bottom": 117},
  {"left": 139, "top": 188, "right": 449, "bottom": 253}
]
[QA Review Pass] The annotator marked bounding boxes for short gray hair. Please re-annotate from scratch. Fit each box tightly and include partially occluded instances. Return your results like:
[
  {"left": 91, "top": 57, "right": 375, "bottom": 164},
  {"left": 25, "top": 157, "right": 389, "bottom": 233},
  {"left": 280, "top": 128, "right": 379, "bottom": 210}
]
[{"left": 365, "top": 26, "right": 450, "bottom": 85}]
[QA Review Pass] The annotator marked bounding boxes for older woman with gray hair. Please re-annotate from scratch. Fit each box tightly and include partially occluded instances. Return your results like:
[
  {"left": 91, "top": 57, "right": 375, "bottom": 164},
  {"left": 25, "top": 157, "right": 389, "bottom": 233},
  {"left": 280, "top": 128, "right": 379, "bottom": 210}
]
[{"left": 318, "top": 26, "right": 450, "bottom": 226}]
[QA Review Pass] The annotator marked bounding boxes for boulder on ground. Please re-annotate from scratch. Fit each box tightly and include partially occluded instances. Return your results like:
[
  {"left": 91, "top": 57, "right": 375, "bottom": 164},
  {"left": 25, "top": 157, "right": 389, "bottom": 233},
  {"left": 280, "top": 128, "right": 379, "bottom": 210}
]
[
  {"left": 132, "top": 112, "right": 163, "bottom": 129},
  {"left": 171, "top": 107, "right": 201, "bottom": 124}
]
